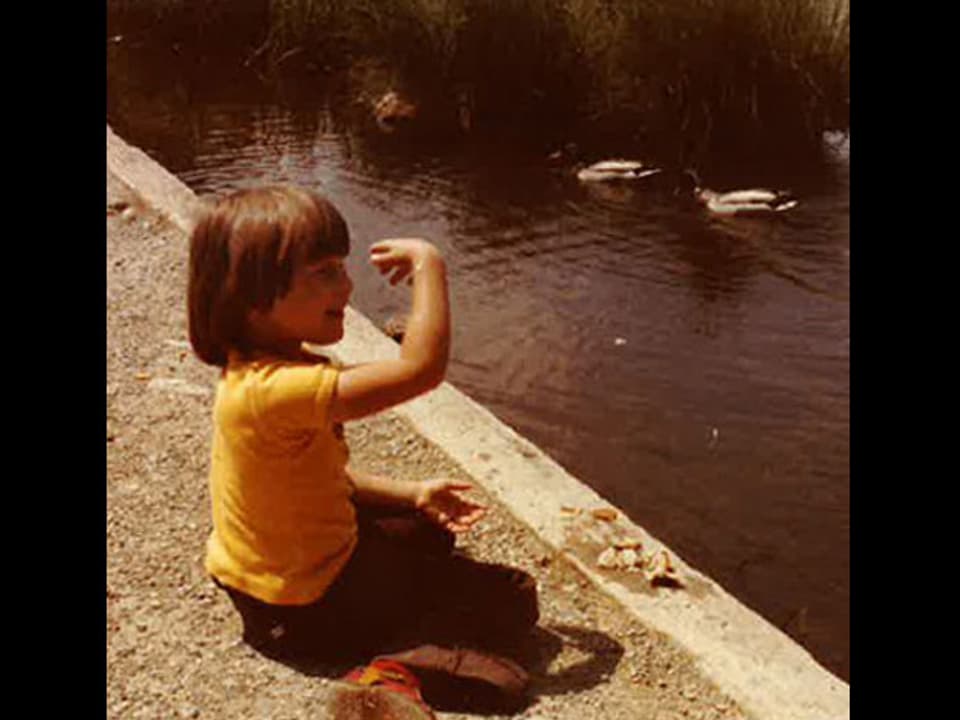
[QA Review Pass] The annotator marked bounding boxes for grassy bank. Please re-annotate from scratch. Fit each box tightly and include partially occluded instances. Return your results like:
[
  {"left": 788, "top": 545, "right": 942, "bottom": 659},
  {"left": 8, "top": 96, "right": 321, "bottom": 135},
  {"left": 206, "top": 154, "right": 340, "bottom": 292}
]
[{"left": 107, "top": 0, "right": 849, "bottom": 161}]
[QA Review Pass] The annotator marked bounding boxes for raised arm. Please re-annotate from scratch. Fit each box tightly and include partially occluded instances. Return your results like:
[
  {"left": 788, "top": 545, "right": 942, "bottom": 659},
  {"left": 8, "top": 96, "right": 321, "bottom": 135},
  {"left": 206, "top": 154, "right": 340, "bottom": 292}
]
[{"left": 329, "top": 239, "right": 450, "bottom": 423}]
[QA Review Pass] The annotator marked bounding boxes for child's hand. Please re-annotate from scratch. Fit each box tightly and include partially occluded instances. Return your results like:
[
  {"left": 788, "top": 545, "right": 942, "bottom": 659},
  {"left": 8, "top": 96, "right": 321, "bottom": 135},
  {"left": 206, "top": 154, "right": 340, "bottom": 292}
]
[
  {"left": 370, "top": 239, "right": 442, "bottom": 286},
  {"left": 414, "top": 479, "right": 486, "bottom": 533}
]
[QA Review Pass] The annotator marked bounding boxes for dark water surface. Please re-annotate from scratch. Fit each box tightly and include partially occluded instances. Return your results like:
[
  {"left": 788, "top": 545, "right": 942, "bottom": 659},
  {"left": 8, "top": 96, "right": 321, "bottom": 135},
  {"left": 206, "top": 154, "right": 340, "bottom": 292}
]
[{"left": 108, "top": 47, "right": 849, "bottom": 679}]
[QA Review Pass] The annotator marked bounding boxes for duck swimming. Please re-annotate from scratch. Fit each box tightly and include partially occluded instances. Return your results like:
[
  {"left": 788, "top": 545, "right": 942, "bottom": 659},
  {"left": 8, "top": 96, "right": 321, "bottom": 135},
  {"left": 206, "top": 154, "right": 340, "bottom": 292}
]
[
  {"left": 576, "top": 159, "right": 663, "bottom": 183},
  {"left": 683, "top": 170, "right": 799, "bottom": 215},
  {"left": 373, "top": 90, "right": 418, "bottom": 134}
]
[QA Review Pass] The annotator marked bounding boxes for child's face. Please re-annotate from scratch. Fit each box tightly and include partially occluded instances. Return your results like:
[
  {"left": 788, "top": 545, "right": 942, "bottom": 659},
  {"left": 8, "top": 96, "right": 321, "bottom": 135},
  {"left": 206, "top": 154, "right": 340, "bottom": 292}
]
[{"left": 258, "top": 255, "right": 353, "bottom": 347}]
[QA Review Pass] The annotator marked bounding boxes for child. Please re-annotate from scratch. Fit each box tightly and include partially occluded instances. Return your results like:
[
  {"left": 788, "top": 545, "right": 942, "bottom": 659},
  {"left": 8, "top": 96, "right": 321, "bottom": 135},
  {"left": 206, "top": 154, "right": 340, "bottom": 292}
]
[{"left": 188, "top": 185, "right": 538, "bottom": 667}]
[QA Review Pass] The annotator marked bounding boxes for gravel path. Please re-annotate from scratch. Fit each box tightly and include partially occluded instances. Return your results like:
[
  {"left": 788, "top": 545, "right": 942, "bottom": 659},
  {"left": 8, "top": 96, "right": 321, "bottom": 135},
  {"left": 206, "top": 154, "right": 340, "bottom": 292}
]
[{"left": 106, "top": 170, "right": 750, "bottom": 720}]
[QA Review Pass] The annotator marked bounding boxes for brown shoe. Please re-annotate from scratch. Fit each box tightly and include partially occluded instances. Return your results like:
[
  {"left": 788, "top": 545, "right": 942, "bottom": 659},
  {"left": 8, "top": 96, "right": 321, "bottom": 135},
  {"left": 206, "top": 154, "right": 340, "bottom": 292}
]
[{"left": 378, "top": 645, "right": 530, "bottom": 713}]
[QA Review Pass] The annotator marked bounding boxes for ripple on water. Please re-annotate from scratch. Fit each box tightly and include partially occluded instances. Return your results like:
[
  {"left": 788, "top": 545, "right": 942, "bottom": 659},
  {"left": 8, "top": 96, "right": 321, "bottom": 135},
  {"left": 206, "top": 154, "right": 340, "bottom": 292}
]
[{"left": 107, "top": 82, "right": 850, "bottom": 679}]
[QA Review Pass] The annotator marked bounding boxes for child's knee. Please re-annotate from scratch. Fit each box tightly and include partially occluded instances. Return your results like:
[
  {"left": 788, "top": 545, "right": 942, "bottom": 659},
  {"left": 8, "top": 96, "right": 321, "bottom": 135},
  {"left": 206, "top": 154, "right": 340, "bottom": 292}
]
[
  {"left": 467, "top": 563, "right": 540, "bottom": 630},
  {"left": 363, "top": 511, "right": 456, "bottom": 556}
]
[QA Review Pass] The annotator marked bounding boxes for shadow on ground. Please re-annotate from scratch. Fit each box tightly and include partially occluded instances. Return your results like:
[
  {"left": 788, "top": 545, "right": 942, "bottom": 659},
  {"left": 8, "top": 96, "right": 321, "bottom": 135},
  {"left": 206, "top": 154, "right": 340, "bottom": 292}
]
[{"left": 246, "top": 620, "right": 623, "bottom": 715}]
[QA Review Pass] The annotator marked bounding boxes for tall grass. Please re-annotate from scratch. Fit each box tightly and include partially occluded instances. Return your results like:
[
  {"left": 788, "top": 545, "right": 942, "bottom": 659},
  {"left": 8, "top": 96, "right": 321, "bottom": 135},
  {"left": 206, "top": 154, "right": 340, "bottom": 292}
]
[
  {"left": 559, "top": 0, "right": 850, "bottom": 156},
  {"left": 107, "top": 0, "right": 849, "bottom": 158}
]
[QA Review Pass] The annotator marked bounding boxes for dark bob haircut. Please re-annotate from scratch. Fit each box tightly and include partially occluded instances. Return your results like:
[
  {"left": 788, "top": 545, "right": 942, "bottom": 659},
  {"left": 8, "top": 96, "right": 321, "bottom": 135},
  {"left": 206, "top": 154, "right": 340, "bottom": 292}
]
[{"left": 188, "top": 185, "right": 350, "bottom": 367}]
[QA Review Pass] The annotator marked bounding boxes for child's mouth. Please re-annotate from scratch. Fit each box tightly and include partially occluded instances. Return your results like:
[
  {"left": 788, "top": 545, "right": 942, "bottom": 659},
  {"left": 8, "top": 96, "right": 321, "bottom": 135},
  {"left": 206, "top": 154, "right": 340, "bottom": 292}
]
[{"left": 326, "top": 309, "right": 345, "bottom": 319}]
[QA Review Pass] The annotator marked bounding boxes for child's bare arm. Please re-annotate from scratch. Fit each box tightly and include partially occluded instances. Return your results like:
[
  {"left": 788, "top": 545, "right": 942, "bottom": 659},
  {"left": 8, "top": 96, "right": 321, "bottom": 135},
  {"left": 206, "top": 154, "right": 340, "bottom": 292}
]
[
  {"left": 347, "top": 466, "right": 486, "bottom": 533},
  {"left": 330, "top": 239, "right": 450, "bottom": 422},
  {"left": 347, "top": 465, "right": 420, "bottom": 507}
]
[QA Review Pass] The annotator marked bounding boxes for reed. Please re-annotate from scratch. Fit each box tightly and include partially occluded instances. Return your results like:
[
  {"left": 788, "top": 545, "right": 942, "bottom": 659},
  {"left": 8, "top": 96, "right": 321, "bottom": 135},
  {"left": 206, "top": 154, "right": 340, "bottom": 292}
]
[
  {"left": 107, "top": 0, "right": 849, "bottom": 157},
  {"left": 562, "top": 0, "right": 849, "bottom": 156}
]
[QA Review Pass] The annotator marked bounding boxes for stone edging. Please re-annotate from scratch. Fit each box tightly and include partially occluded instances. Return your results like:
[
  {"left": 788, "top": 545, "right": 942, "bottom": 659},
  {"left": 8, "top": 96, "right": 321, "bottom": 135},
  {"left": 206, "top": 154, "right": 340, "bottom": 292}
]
[{"left": 107, "top": 124, "right": 850, "bottom": 720}]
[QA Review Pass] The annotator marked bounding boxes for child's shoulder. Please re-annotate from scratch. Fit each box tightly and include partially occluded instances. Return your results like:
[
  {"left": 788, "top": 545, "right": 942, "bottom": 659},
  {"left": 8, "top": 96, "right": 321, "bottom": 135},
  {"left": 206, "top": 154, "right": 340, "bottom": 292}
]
[
  {"left": 222, "top": 352, "right": 341, "bottom": 424},
  {"left": 222, "top": 352, "right": 340, "bottom": 396}
]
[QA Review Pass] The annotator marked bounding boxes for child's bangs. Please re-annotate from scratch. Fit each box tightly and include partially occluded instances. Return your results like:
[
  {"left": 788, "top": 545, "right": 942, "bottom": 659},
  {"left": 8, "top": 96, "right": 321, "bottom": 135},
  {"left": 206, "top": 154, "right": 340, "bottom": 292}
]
[{"left": 290, "top": 191, "right": 350, "bottom": 263}]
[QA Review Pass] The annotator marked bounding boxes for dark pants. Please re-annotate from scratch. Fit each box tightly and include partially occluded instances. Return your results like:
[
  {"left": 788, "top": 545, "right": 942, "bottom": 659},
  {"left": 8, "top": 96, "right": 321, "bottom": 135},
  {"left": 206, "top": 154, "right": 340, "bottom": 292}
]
[{"left": 216, "top": 505, "right": 539, "bottom": 665}]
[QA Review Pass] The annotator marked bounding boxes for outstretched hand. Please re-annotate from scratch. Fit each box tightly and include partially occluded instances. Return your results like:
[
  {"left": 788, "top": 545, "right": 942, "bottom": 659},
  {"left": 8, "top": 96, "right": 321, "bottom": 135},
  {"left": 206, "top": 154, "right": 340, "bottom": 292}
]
[
  {"left": 370, "top": 238, "right": 441, "bottom": 286},
  {"left": 414, "top": 479, "right": 486, "bottom": 533}
]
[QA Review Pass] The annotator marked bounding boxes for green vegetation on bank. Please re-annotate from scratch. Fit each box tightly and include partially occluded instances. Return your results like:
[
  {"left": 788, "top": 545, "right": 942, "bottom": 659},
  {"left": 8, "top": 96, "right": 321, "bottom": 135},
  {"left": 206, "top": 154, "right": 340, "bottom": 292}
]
[{"left": 107, "top": 0, "right": 849, "bottom": 160}]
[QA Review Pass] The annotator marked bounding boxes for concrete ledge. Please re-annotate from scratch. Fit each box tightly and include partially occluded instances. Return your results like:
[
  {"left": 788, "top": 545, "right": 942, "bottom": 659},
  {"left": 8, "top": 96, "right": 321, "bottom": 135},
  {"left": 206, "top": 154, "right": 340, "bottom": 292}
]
[
  {"left": 107, "top": 126, "right": 206, "bottom": 234},
  {"left": 106, "top": 124, "right": 850, "bottom": 720}
]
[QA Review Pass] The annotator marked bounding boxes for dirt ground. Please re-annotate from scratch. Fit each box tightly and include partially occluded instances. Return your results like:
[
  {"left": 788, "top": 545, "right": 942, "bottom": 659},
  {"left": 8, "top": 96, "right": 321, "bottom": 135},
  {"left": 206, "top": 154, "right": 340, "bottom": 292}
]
[{"left": 106, "top": 170, "right": 751, "bottom": 720}]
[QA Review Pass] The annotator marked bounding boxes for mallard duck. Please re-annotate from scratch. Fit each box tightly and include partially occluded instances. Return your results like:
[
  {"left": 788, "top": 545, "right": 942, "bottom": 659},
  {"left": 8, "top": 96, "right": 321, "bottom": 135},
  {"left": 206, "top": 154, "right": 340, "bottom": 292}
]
[
  {"left": 576, "top": 159, "right": 663, "bottom": 183},
  {"left": 683, "top": 170, "right": 799, "bottom": 215}
]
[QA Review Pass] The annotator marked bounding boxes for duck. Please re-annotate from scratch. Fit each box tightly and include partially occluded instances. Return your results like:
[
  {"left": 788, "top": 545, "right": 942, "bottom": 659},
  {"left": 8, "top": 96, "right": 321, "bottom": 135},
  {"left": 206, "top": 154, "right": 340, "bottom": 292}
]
[
  {"left": 682, "top": 170, "right": 799, "bottom": 215},
  {"left": 373, "top": 90, "right": 418, "bottom": 134},
  {"left": 576, "top": 159, "right": 663, "bottom": 183}
]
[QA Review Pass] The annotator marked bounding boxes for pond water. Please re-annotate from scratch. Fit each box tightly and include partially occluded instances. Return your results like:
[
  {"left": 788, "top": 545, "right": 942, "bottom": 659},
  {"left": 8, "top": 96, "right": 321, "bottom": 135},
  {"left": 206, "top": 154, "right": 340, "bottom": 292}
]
[{"left": 108, "top": 46, "right": 849, "bottom": 680}]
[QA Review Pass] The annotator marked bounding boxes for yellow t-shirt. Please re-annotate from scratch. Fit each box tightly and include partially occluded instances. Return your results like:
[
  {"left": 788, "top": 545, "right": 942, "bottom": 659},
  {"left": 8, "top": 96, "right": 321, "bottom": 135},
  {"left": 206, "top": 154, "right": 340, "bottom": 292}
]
[{"left": 204, "top": 354, "right": 358, "bottom": 605}]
